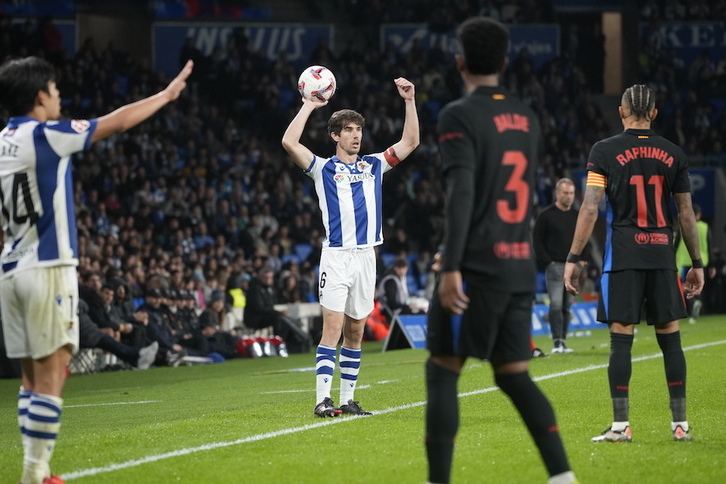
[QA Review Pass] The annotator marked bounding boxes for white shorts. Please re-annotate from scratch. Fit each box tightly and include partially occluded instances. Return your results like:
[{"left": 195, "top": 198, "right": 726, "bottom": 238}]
[
  {"left": 1, "top": 266, "right": 79, "bottom": 359},
  {"left": 318, "top": 247, "right": 376, "bottom": 320}
]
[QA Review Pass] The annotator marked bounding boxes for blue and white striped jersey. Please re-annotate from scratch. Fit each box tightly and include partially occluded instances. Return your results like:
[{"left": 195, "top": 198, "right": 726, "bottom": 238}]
[
  {"left": 0, "top": 116, "right": 97, "bottom": 279},
  {"left": 304, "top": 150, "right": 397, "bottom": 248}
]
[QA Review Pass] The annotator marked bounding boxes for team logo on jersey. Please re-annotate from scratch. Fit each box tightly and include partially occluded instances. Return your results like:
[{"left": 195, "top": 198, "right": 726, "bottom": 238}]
[
  {"left": 634, "top": 233, "right": 649, "bottom": 244},
  {"left": 357, "top": 161, "right": 368, "bottom": 171},
  {"left": 71, "top": 119, "right": 90, "bottom": 133}
]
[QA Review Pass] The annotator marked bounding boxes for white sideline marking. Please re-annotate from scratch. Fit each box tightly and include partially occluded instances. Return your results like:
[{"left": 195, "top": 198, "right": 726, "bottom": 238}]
[
  {"left": 61, "top": 340, "right": 726, "bottom": 481},
  {"left": 262, "top": 379, "right": 397, "bottom": 394},
  {"left": 65, "top": 400, "right": 160, "bottom": 408}
]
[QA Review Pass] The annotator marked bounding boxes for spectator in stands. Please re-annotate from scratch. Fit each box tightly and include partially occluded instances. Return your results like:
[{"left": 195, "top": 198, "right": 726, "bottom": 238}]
[
  {"left": 79, "top": 271, "right": 119, "bottom": 338},
  {"left": 109, "top": 279, "right": 153, "bottom": 346},
  {"left": 168, "top": 289, "right": 209, "bottom": 356},
  {"left": 138, "top": 289, "right": 186, "bottom": 367},
  {"left": 376, "top": 257, "right": 415, "bottom": 323},
  {"left": 279, "top": 273, "right": 303, "bottom": 304},
  {"left": 199, "top": 292, "right": 238, "bottom": 359},
  {"left": 244, "top": 269, "right": 311, "bottom": 353},
  {"left": 78, "top": 299, "right": 158, "bottom": 371}
]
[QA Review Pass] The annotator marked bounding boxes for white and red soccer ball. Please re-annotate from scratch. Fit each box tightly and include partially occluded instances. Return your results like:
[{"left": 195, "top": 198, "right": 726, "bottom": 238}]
[{"left": 297, "top": 65, "right": 336, "bottom": 102}]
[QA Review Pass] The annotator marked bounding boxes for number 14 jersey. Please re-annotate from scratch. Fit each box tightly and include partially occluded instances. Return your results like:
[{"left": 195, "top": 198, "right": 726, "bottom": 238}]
[
  {"left": 586, "top": 128, "right": 691, "bottom": 272},
  {"left": 0, "top": 116, "right": 97, "bottom": 279}
]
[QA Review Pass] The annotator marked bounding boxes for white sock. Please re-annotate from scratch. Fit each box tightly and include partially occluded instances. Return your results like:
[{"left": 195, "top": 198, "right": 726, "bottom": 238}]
[
  {"left": 18, "top": 387, "right": 32, "bottom": 459},
  {"left": 22, "top": 393, "right": 62, "bottom": 483},
  {"left": 548, "top": 470, "right": 577, "bottom": 484},
  {"left": 339, "top": 346, "right": 361, "bottom": 404},
  {"left": 315, "top": 345, "right": 337, "bottom": 404},
  {"left": 672, "top": 421, "right": 689, "bottom": 432},
  {"left": 612, "top": 421, "right": 630, "bottom": 431}
]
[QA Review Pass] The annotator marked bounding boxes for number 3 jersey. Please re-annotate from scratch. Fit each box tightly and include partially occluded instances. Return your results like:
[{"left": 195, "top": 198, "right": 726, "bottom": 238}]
[
  {"left": 0, "top": 116, "right": 97, "bottom": 279},
  {"left": 586, "top": 128, "right": 691, "bottom": 272},
  {"left": 437, "top": 85, "right": 540, "bottom": 292}
]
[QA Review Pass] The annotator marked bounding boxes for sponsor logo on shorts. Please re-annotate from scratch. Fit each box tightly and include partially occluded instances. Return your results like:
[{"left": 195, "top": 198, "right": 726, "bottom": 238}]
[{"left": 634, "top": 233, "right": 669, "bottom": 245}]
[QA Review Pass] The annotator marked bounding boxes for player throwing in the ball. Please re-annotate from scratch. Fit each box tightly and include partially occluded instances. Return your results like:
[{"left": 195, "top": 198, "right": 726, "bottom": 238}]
[{"left": 282, "top": 77, "right": 419, "bottom": 417}]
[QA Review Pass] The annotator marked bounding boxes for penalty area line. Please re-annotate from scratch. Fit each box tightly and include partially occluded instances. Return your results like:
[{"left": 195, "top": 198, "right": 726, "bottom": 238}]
[{"left": 62, "top": 340, "right": 725, "bottom": 481}]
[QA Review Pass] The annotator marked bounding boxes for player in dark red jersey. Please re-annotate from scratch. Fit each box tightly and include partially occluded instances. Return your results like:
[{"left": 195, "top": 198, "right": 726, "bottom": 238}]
[
  {"left": 564, "top": 84, "right": 704, "bottom": 443},
  {"left": 425, "top": 17, "right": 576, "bottom": 484}
]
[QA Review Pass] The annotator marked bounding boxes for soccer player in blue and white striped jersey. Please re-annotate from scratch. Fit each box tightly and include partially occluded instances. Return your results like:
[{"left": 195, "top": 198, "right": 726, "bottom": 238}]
[
  {"left": 0, "top": 56, "right": 192, "bottom": 484},
  {"left": 282, "top": 77, "right": 419, "bottom": 417}
]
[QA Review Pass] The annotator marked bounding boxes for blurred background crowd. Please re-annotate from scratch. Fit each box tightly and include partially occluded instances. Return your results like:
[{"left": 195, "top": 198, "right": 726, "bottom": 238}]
[{"left": 0, "top": 0, "right": 725, "bottom": 373}]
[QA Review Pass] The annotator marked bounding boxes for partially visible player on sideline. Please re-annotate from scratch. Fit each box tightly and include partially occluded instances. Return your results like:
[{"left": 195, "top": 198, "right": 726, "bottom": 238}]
[
  {"left": 425, "top": 17, "right": 576, "bottom": 484},
  {"left": 282, "top": 78, "right": 419, "bottom": 417},
  {"left": 0, "top": 56, "right": 193, "bottom": 484},
  {"left": 564, "top": 84, "right": 703, "bottom": 443}
]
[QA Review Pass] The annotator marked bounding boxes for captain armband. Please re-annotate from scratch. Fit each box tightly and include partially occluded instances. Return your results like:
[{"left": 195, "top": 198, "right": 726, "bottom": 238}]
[{"left": 586, "top": 171, "right": 607, "bottom": 187}]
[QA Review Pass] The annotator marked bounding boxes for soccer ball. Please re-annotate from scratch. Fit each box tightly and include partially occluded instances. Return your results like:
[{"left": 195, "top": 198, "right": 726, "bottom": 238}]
[{"left": 297, "top": 65, "right": 336, "bottom": 102}]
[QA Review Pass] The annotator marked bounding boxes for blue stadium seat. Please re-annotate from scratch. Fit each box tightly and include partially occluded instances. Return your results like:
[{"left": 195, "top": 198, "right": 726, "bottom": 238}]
[
  {"left": 282, "top": 253, "right": 300, "bottom": 265},
  {"left": 294, "top": 243, "right": 313, "bottom": 263},
  {"left": 380, "top": 252, "right": 396, "bottom": 268},
  {"left": 407, "top": 273, "right": 420, "bottom": 294},
  {"left": 133, "top": 297, "right": 145, "bottom": 310}
]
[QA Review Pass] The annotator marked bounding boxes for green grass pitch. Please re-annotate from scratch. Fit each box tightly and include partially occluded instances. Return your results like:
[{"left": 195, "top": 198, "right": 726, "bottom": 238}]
[{"left": 2, "top": 315, "right": 725, "bottom": 483}]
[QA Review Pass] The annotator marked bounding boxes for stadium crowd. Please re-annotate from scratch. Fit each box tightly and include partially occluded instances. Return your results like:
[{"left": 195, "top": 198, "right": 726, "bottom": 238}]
[{"left": 1, "top": 0, "right": 725, "bottom": 374}]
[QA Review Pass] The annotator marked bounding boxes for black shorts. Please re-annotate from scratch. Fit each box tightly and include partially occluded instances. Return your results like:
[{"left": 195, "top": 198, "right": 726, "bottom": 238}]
[
  {"left": 598, "top": 269, "right": 687, "bottom": 325},
  {"left": 426, "top": 278, "right": 532, "bottom": 364}
]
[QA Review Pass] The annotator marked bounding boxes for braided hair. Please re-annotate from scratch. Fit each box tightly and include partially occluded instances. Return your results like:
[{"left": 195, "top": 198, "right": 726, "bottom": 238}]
[{"left": 622, "top": 84, "right": 656, "bottom": 121}]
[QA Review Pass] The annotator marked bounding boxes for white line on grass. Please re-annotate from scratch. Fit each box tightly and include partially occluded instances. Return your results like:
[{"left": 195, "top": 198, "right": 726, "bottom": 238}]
[
  {"left": 261, "top": 379, "right": 397, "bottom": 394},
  {"left": 61, "top": 340, "right": 726, "bottom": 481},
  {"left": 65, "top": 400, "right": 160, "bottom": 408}
]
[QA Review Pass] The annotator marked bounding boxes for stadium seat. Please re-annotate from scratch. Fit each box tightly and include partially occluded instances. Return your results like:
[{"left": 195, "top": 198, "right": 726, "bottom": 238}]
[
  {"left": 133, "top": 297, "right": 146, "bottom": 310},
  {"left": 294, "top": 243, "right": 313, "bottom": 263},
  {"left": 380, "top": 252, "right": 396, "bottom": 268},
  {"left": 407, "top": 273, "right": 419, "bottom": 294},
  {"left": 282, "top": 253, "right": 300, "bottom": 265}
]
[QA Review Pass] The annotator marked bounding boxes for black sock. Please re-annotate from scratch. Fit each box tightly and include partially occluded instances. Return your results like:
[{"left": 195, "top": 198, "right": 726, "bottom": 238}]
[
  {"left": 656, "top": 331, "right": 687, "bottom": 421},
  {"left": 608, "top": 332, "right": 633, "bottom": 400},
  {"left": 425, "top": 359, "right": 459, "bottom": 484},
  {"left": 495, "top": 371, "right": 570, "bottom": 477}
]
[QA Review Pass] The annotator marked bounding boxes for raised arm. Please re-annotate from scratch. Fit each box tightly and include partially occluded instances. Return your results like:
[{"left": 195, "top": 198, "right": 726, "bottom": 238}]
[
  {"left": 388, "top": 77, "right": 420, "bottom": 161},
  {"left": 281, "top": 97, "right": 326, "bottom": 170},
  {"left": 92, "top": 60, "right": 193, "bottom": 143},
  {"left": 674, "top": 191, "right": 705, "bottom": 298}
]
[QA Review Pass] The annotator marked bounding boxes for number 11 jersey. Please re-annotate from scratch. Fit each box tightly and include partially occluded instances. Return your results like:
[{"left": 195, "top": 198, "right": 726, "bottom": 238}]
[
  {"left": 586, "top": 128, "right": 691, "bottom": 272},
  {"left": 0, "top": 116, "right": 97, "bottom": 279}
]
